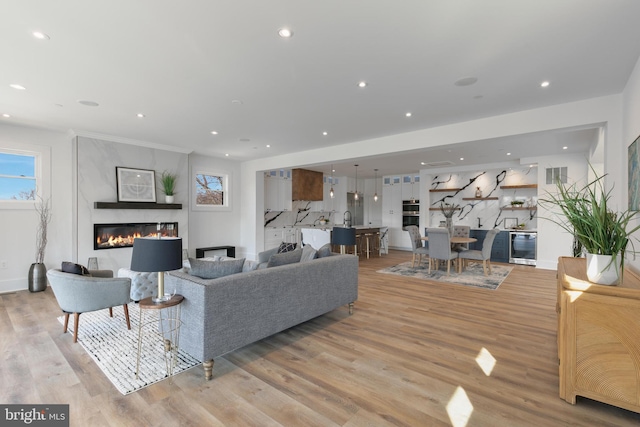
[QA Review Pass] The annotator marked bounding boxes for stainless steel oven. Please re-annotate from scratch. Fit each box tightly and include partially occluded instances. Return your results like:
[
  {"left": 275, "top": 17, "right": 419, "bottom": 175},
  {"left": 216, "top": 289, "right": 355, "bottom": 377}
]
[
  {"left": 509, "top": 231, "right": 537, "bottom": 266},
  {"left": 402, "top": 200, "right": 420, "bottom": 227}
]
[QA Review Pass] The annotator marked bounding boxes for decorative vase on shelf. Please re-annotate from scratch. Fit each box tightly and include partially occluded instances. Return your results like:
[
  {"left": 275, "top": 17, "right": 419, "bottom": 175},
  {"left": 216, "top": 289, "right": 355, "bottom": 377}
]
[
  {"left": 165, "top": 195, "right": 174, "bottom": 204},
  {"left": 445, "top": 218, "right": 453, "bottom": 236},
  {"left": 28, "top": 262, "right": 47, "bottom": 292},
  {"left": 475, "top": 187, "right": 482, "bottom": 198}
]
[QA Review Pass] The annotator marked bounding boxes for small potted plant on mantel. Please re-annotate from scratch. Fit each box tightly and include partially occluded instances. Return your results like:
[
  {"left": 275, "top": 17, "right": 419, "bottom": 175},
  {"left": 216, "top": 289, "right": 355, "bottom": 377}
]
[
  {"left": 540, "top": 168, "right": 640, "bottom": 285},
  {"left": 160, "top": 171, "right": 177, "bottom": 203}
]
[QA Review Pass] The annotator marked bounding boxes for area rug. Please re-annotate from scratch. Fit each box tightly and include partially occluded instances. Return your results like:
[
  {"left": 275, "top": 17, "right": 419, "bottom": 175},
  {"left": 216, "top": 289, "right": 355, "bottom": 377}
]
[
  {"left": 57, "top": 303, "right": 201, "bottom": 395},
  {"left": 377, "top": 261, "right": 512, "bottom": 290}
]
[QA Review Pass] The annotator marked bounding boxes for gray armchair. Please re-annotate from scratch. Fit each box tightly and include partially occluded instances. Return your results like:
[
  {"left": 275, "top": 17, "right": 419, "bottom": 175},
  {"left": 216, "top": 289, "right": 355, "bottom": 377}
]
[
  {"left": 46, "top": 269, "right": 132, "bottom": 343},
  {"left": 404, "top": 225, "right": 429, "bottom": 268},
  {"left": 426, "top": 227, "right": 459, "bottom": 275},
  {"left": 458, "top": 228, "right": 500, "bottom": 276}
]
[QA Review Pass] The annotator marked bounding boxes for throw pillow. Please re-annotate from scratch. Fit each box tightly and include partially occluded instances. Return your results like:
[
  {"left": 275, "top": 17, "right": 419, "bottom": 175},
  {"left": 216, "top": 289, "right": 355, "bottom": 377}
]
[
  {"left": 189, "top": 257, "right": 245, "bottom": 279},
  {"left": 242, "top": 259, "right": 260, "bottom": 272},
  {"left": 300, "top": 244, "right": 317, "bottom": 262},
  {"left": 277, "top": 242, "right": 297, "bottom": 253},
  {"left": 61, "top": 261, "right": 90, "bottom": 276},
  {"left": 267, "top": 248, "right": 303, "bottom": 268},
  {"left": 316, "top": 243, "right": 333, "bottom": 258}
]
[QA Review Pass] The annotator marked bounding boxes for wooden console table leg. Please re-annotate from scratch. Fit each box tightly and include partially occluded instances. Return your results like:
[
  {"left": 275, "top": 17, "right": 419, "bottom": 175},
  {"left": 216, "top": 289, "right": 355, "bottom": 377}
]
[{"left": 203, "top": 359, "right": 214, "bottom": 380}]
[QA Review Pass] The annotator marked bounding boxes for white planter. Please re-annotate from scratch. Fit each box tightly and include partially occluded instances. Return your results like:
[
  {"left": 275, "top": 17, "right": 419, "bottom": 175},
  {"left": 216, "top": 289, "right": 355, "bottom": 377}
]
[
  {"left": 586, "top": 253, "right": 620, "bottom": 285},
  {"left": 165, "top": 195, "right": 174, "bottom": 204}
]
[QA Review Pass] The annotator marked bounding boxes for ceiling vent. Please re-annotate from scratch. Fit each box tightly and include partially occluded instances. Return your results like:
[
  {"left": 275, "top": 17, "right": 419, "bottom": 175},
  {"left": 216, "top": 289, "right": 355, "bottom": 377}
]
[{"left": 423, "top": 161, "right": 455, "bottom": 167}]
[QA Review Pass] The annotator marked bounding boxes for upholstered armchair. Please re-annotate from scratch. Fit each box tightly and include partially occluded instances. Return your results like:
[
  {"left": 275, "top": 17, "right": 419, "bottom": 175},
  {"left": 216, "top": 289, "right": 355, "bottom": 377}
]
[
  {"left": 404, "top": 225, "right": 429, "bottom": 268},
  {"left": 46, "top": 269, "right": 132, "bottom": 343}
]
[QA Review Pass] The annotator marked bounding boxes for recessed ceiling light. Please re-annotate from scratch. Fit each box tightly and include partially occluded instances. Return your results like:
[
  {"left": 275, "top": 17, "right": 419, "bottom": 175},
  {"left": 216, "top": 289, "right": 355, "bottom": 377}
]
[
  {"left": 454, "top": 77, "right": 478, "bottom": 87},
  {"left": 460, "top": 157, "right": 464, "bottom": 161},
  {"left": 322, "top": 131, "right": 328, "bottom": 136},
  {"left": 405, "top": 112, "right": 412, "bottom": 117},
  {"left": 506, "top": 152, "right": 511, "bottom": 156},
  {"left": 278, "top": 28, "right": 293, "bottom": 38},
  {"left": 420, "top": 162, "right": 426, "bottom": 165},
  {"left": 225, "top": 153, "right": 229, "bottom": 157},
  {"left": 358, "top": 81, "right": 367, "bottom": 88},
  {"left": 136, "top": 113, "right": 145, "bottom": 118},
  {"left": 266, "top": 144, "right": 271, "bottom": 148},
  {"left": 78, "top": 100, "right": 99, "bottom": 107},
  {"left": 9, "top": 84, "right": 26, "bottom": 90},
  {"left": 32, "top": 31, "right": 50, "bottom": 40},
  {"left": 541, "top": 81, "right": 550, "bottom": 88},
  {"left": 210, "top": 131, "right": 218, "bottom": 135},
  {"left": 2, "top": 113, "right": 10, "bottom": 118},
  {"left": 231, "top": 99, "right": 243, "bottom": 105},
  {"left": 563, "top": 146, "right": 568, "bottom": 150}
]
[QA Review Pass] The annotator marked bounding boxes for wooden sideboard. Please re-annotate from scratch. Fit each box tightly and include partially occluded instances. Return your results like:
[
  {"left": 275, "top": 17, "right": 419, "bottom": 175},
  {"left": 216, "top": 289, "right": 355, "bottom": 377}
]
[{"left": 557, "top": 256, "right": 640, "bottom": 413}]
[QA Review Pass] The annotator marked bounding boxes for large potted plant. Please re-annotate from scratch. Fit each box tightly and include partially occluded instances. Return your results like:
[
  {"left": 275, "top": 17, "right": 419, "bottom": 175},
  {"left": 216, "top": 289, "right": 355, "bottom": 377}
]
[
  {"left": 29, "top": 197, "right": 51, "bottom": 292},
  {"left": 160, "top": 171, "right": 177, "bottom": 203},
  {"left": 540, "top": 169, "right": 640, "bottom": 285}
]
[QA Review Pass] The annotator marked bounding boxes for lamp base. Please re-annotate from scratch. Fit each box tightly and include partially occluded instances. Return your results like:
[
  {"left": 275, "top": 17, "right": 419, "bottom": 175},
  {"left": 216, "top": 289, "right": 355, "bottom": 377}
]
[{"left": 152, "top": 293, "right": 173, "bottom": 303}]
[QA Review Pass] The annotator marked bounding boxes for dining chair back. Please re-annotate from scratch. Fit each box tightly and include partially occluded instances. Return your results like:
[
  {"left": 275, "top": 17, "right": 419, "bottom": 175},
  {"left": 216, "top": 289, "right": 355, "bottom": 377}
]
[
  {"left": 458, "top": 228, "right": 500, "bottom": 276},
  {"left": 452, "top": 225, "right": 471, "bottom": 252},
  {"left": 404, "top": 225, "right": 429, "bottom": 267},
  {"left": 426, "top": 227, "right": 459, "bottom": 275}
]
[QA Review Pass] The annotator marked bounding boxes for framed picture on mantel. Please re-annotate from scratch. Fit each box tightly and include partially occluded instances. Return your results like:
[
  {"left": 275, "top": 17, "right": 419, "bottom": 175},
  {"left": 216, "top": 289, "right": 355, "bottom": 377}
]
[{"left": 116, "top": 167, "right": 156, "bottom": 203}]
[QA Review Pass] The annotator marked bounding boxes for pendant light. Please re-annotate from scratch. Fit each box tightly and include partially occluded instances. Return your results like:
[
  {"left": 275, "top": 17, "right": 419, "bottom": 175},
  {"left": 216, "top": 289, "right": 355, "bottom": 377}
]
[
  {"left": 374, "top": 169, "right": 379, "bottom": 202},
  {"left": 354, "top": 164, "right": 359, "bottom": 201},
  {"left": 329, "top": 164, "right": 335, "bottom": 199}
]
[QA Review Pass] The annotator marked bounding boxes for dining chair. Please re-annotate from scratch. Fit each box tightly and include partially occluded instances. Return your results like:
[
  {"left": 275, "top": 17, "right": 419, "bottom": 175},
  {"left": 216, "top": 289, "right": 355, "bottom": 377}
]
[
  {"left": 404, "top": 225, "right": 429, "bottom": 268},
  {"left": 458, "top": 228, "right": 500, "bottom": 275},
  {"left": 426, "top": 227, "right": 459, "bottom": 275},
  {"left": 452, "top": 225, "right": 471, "bottom": 252}
]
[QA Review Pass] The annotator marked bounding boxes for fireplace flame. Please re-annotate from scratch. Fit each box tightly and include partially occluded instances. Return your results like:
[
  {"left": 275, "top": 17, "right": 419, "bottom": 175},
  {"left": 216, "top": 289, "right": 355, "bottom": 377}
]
[{"left": 96, "top": 231, "right": 165, "bottom": 249}]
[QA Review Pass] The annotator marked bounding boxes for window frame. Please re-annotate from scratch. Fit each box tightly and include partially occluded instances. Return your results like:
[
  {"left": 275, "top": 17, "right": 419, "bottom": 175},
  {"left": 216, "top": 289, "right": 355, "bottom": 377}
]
[
  {"left": 190, "top": 168, "right": 232, "bottom": 211},
  {"left": 0, "top": 143, "right": 50, "bottom": 210}
]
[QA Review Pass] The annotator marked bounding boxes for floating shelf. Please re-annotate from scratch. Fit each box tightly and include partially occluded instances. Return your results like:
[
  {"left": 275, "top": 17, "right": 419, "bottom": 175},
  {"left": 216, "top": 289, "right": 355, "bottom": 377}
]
[
  {"left": 500, "top": 184, "right": 538, "bottom": 189},
  {"left": 462, "top": 197, "right": 499, "bottom": 201},
  {"left": 94, "top": 202, "right": 183, "bottom": 210},
  {"left": 429, "top": 188, "right": 462, "bottom": 192},
  {"left": 429, "top": 207, "right": 462, "bottom": 211},
  {"left": 501, "top": 206, "right": 537, "bottom": 211}
]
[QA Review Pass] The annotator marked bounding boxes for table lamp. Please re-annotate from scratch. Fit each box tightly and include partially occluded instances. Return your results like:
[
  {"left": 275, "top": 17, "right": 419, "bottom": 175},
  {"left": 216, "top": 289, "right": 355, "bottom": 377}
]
[
  {"left": 332, "top": 226, "right": 356, "bottom": 255},
  {"left": 131, "top": 236, "right": 183, "bottom": 302}
]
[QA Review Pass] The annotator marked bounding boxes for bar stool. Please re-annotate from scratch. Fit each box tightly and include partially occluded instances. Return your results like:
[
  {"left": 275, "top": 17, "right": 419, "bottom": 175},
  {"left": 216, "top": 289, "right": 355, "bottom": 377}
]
[
  {"left": 374, "top": 229, "right": 382, "bottom": 256},
  {"left": 362, "top": 231, "right": 374, "bottom": 259}
]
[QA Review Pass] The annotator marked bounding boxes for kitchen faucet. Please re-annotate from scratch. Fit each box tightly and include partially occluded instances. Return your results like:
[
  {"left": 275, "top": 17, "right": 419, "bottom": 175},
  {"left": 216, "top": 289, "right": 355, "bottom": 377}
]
[
  {"left": 344, "top": 210, "right": 352, "bottom": 228},
  {"left": 477, "top": 217, "right": 483, "bottom": 228}
]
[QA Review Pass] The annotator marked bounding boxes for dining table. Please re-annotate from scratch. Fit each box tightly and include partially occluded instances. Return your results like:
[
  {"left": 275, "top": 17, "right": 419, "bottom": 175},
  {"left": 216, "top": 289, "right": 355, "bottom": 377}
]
[{"left": 421, "top": 235, "right": 478, "bottom": 273}]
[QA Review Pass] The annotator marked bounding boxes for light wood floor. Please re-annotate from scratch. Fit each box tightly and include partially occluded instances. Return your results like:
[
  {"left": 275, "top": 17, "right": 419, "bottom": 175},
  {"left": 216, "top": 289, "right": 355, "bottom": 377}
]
[{"left": 2, "top": 251, "right": 640, "bottom": 426}]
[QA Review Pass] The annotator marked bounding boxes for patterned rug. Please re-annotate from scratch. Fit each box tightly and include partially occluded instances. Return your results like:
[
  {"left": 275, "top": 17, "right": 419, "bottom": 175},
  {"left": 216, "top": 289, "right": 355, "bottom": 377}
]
[
  {"left": 57, "top": 303, "right": 201, "bottom": 395},
  {"left": 377, "top": 261, "right": 512, "bottom": 290}
]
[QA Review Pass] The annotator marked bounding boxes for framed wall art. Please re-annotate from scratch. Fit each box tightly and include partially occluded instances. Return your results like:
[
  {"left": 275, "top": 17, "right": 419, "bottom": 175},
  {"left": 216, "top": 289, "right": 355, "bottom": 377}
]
[
  {"left": 629, "top": 134, "right": 640, "bottom": 211},
  {"left": 116, "top": 167, "right": 156, "bottom": 203}
]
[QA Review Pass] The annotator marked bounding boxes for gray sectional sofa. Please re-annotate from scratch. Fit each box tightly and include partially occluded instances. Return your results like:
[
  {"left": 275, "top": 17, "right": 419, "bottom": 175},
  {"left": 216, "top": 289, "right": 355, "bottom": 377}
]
[{"left": 165, "top": 253, "right": 358, "bottom": 379}]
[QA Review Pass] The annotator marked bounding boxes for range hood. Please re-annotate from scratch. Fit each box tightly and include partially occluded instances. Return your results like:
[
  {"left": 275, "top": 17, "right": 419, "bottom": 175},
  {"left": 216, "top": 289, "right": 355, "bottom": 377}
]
[{"left": 292, "top": 168, "right": 323, "bottom": 201}]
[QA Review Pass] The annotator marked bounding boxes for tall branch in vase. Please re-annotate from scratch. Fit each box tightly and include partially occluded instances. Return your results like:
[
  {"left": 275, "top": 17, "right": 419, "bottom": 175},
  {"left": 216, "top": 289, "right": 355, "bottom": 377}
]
[
  {"left": 35, "top": 197, "right": 51, "bottom": 264},
  {"left": 440, "top": 201, "right": 458, "bottom": 235}
]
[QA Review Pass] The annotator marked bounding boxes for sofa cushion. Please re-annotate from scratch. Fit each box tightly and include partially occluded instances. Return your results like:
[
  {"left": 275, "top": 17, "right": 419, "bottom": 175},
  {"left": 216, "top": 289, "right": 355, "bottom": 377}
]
[
  {"left": 189, "top": 257, "right": 246, "bottom": 279},
  {"left": 61, "top": 261, "right": 90, "bottom": 276},
  {"left": 300, "top": 244, "right": 317, "bottom": 262},
  {"left": 316, "top": 243, "right": 332, "bottom": 258},
  {"left": 267, "top": 248, "right": 302, "bottom": 267},
  {"left": 258, "top": 247, "right": 279, "bottom": 265},
  {"left": 277, "top": 242, "right": 297, "bottom": 253}
]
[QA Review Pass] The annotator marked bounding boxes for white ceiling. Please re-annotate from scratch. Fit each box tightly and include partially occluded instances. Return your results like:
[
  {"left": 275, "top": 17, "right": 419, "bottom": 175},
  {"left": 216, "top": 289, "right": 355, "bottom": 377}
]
[{"left": 2, "top": 1, "right": 640, "bottom": 177}]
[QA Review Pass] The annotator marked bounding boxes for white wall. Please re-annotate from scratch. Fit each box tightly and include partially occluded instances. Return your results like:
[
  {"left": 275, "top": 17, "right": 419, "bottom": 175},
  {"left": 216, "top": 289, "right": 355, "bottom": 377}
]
[{"left": 0, "top": 123, "right": 73, "bottom": 293}]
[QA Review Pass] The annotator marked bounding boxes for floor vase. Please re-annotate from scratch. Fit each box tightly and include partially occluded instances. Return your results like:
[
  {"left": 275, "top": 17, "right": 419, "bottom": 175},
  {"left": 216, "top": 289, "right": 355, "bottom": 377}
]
[{"left": 28, "top": 263, "right": 47, "bottom": 292}]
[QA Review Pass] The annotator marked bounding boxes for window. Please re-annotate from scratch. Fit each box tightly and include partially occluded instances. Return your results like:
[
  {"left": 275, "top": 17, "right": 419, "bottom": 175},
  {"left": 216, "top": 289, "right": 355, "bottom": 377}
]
[
  {"left": 546, "top": 167, "right": 568, "bottom": 185},
  {"left": 0, "top": 152, "right": 36, "bottom": 200},
  {"left": 192, "top": 169, "right": 231, "bottom": 210}
]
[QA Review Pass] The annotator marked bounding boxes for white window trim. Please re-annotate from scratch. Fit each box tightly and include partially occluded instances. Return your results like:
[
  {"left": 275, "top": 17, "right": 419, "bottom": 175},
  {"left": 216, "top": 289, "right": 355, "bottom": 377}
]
[
  {"left": 190, "top": 167, "right": 232, "bottom": 211},
  {"left": 0, "top": 143, "right": 50, "bottom": 210}
]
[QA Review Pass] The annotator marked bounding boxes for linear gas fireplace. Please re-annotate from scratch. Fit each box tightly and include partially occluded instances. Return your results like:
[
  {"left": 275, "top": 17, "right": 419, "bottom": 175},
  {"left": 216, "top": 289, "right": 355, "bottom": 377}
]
[{"left": 94, "top": 222, "right": 178, "bottom": 250}]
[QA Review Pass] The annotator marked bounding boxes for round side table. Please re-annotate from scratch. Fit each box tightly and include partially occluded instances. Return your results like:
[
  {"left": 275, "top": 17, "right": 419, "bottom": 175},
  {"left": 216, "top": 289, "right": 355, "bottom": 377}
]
[{"left": 135, "top": 294, "right": 184, "bottom": 379}]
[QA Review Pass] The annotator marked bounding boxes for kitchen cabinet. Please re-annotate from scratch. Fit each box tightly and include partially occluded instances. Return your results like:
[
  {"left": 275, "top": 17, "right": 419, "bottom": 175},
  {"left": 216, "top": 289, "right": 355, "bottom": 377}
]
[
  {"left": 557, "top": 256, "right": 640, "bottom": 414},
  {"left": 468, "top": 229, "right": 509, "bottom": 263},
  {"left": 264, "top": 227, "right": 300, "bottom": 249},
  {"left": 401, "top": 174, "right": 420, "bottom": 201},
  {"left": 264, "top": 170, "right": 292, "bottom": 212},
  {"left": 382, "top": 180, "right": 408, "bottom": 249}
]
